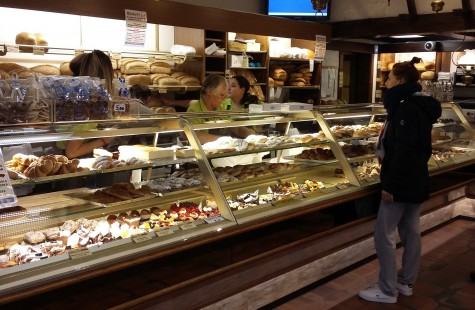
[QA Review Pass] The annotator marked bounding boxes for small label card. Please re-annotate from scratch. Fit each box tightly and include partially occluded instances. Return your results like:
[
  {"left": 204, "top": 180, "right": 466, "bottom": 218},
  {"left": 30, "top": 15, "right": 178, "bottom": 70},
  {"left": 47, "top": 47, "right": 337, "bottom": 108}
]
[
  {"left": 132, "top": 233, "right": 152, "bottom": 243},
  {"left": 33, "top": 47, "right": 45, "bottom": 55},
  {"left": 156, "top": 228, "right": 175, "bottom": 237},
  {"left": 180, "top": 223, "right": 197, "bottom": 231},
  {"left": 204, "top": 215, "right": 225, "bottom": 224},
  {"left": 111, "top": 51, "right": 122, "bottom": 60},
  {"left": 336, "top": 184, "right": 349, "bottom": 190},
  {"left": 69, "top": 248, "right": 92, "bottom": 260},
  {"left": 6, "top": 45, "right": 19, "bottom": 53},
  {"left": 74, "top": 49, "right": 85, "bottom": 56}
]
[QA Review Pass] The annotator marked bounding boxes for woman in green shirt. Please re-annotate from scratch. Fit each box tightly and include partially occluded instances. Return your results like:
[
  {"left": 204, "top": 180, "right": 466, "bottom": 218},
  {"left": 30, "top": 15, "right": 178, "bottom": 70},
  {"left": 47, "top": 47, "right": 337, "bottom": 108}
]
[{"left": 225, "top": 75, "right": 260, "bottom": 110}]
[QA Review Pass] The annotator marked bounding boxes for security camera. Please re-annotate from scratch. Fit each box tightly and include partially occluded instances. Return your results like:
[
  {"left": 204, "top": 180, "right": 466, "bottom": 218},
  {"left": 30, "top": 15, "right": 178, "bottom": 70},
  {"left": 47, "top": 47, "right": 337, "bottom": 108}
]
[{"left": 424, "top": 41, "right": 436, "bottom": 51}]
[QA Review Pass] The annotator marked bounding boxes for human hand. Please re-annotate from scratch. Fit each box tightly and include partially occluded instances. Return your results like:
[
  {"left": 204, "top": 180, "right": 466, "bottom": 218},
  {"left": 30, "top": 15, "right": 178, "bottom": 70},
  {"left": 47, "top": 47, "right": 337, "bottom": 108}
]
[{"left": 382, "top": 190, "right": 394, "bottom": 203}]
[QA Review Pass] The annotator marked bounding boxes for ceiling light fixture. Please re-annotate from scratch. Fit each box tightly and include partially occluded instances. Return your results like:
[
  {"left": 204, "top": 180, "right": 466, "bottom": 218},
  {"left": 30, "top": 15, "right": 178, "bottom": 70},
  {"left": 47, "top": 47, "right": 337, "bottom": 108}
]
[
  {"left": 390, "top": 35, "right": 424, "bottom": 39},
  {"left": 431, "top": 0, "right": 445, "bottom": 13},
  {"left": 311, "top": 0, "right": 329, "bottom": 12}
]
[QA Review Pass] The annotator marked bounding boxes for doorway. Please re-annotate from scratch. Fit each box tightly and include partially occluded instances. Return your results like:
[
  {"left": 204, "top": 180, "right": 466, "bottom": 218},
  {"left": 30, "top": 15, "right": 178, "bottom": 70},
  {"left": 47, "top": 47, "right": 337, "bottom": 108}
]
[{"left": 340, "top": 53, "right": 372, "bottom": 103}]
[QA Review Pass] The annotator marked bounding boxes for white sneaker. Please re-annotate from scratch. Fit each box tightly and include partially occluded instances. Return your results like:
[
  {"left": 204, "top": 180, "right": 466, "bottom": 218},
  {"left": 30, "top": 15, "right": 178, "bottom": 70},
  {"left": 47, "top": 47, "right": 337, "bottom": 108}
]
[
  {"left": 397, "top": 282, "right": 413, "bottom": 296},
  {"left": 358, "top": 284, "right": 397, "bottom": 304}
]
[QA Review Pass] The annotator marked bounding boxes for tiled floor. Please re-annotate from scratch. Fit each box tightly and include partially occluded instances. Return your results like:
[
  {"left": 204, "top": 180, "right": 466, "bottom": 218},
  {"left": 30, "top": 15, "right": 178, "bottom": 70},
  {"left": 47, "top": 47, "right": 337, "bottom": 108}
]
[{"left": 265, "top": 218, "right": 475, "bottom": 310}]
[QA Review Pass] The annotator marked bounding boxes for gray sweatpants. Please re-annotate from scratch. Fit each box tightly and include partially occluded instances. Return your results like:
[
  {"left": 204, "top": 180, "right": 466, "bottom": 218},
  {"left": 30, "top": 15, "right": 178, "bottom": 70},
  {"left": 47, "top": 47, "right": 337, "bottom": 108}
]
[{"left": 374, "top": 199, "right": 421, "bottom": 296}]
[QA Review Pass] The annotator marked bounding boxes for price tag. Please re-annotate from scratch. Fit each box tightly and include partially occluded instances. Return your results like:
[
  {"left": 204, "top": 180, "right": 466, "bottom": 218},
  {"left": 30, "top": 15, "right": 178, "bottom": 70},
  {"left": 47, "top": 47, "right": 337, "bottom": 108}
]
[
  {"left": 321, "top": 187, "right": 337, "bottom": 194},
  {"left": 111, "top": 51, "right": 122, "bottom": 60},
  {"left": 7, "top": 45, "right": 19, "bottom": 53},
  {"left": 158, "top": 88, "right": 167, "bottom": 94},
  {"left": 69, "top": 248, "right": 92, "bottom": 260},
  {"left": 74, "top": 49, "right": 85, "bottom": 56},
  {"left": 113, "top": 103, "right": 127, "bottom": 112},
  {"left": 180, "top": 223, "right": 197, "bottom": 231},
  {"left": 365, "top": 176, "right": 378, "bottom": 183},
  {"left": 132, "top": 233, "right": 152, "bottom": 243},
  {"left": 33, "top": 47, "right": 45, "bottom": 55},
  {"left": 204, "top": 215, "right": 225, "bottom": 224},
  {"left": 166, "top": 54, "right": 174, "bottom": 62},
  {"left": 156, "top": 228, "right": 175, "bottom": 237},
  {"left": 336, "top": 184, "right": 349, "bottom": 190}
]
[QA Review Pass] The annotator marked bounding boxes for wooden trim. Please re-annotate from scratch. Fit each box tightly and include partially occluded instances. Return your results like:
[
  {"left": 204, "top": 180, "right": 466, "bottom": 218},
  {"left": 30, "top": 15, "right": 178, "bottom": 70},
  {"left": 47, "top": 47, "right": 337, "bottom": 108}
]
[
  {"left": 332, "top": 10, "right": 475, "bottom": 40},
  {"left": 0, "top": 0, "right": 331, "bottom": 41}
]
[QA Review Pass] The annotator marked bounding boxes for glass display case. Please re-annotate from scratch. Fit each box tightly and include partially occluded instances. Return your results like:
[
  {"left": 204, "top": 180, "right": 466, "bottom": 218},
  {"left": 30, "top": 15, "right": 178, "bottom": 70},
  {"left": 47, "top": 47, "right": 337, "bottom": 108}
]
[{"left": 0, "top": 102, "right": 474, "bottom": 297}]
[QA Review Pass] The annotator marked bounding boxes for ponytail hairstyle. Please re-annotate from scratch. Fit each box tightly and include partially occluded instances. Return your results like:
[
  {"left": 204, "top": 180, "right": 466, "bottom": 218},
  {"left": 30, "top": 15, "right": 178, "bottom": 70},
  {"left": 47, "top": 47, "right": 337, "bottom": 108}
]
[
  {"left": 391, "top": 57, "right": 422, "bottom": 84},
  {"left": 232, "top": 75, "right": 258, "bottom": 107}
]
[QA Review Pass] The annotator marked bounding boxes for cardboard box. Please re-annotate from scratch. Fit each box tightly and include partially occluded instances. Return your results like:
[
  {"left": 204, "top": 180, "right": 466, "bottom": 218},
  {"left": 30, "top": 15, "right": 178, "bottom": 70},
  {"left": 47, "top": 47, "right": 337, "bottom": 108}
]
[
  {"left": 249, "top": 103, "right": 282, "bottom": 112},
  {"left": 118, "top": 145, "right": 174, "bottom": 160},
  {"left": 281, "top": 103, "right": 313, "bottom": 111},
  {"left": 246, "top": 42, "right": 261, "bottom": 52}
]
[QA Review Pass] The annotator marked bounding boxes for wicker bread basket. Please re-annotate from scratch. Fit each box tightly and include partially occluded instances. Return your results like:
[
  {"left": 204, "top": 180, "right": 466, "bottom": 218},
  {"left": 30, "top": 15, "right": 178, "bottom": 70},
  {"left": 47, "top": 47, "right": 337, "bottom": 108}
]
[{"left": 228, "top": 41, "right": 247, "bottom": 52}]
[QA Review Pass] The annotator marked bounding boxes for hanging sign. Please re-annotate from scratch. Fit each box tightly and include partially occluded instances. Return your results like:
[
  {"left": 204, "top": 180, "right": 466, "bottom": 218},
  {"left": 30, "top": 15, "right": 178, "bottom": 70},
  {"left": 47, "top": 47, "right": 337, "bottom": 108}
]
[
  {"left": 314, "top": 35, "right": 327, "bottom": 62},
  {"left": 125, "top": 9, "right": 147, "bottom": 47},
  {"left": 0, "top": 149, "right": 18, "bottom": 209}
]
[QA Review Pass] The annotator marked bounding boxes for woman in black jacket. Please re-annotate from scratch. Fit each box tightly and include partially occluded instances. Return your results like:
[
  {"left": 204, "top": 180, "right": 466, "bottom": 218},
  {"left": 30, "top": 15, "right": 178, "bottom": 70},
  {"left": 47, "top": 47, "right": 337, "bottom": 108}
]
[{"left": 359, "top": 57, "right": 441, "bottom": 304}]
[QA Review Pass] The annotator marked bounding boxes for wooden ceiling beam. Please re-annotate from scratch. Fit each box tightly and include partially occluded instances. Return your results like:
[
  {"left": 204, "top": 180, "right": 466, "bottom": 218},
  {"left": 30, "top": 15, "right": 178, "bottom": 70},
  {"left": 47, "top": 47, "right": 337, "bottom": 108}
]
[{"left": 332, "top": 10, "right": 475, "bottom": 40}]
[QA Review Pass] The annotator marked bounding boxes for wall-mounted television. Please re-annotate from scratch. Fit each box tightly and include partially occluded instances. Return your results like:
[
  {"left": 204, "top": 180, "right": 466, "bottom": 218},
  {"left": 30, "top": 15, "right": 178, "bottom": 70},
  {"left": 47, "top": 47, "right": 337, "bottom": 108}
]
[{"left": 267, "top": 0, "right": 330, "bottom": 20}]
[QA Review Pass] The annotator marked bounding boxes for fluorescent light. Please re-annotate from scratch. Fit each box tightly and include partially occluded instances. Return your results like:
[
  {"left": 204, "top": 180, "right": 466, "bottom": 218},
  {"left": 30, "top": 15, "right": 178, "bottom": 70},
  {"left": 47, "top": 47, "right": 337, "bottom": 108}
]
[{"left": 390, "top": 35, "right": 424, "bottom": 39}]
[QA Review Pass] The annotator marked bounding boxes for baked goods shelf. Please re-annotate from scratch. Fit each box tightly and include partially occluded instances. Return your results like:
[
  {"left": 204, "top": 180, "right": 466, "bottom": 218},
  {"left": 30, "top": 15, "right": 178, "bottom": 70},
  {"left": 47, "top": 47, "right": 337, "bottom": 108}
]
[
  {"left": 149, "top": 156, "right": 196, "bottom": 167},
  {"left": 10, "top": 163, "right": 153, "bottom": 186},
  {"left": 205, "top": 141, "right": 330, "bottom": 159},
  {"left": 0, "top": 43, "right": 201, "bottom": 63},
  {"left": 229, "top": 67, "right": 267, "bottom": 70}
]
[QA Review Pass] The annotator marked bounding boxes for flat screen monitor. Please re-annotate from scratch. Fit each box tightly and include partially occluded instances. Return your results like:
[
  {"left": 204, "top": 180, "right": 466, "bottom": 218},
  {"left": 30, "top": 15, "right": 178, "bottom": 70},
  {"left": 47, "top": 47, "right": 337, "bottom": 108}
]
[{"left": 267, "top": 0, "right": 330, "bottom": 20}]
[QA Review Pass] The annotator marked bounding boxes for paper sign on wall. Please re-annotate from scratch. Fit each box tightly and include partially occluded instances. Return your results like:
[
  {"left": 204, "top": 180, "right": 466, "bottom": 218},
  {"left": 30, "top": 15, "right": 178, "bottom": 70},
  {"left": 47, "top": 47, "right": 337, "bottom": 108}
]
[
  {"left": 0, "top": 149, "right": 18, "bottom": 209},
  {"left": 314, "top": 35, "right": 327, "bottom": 62},
  {"left": 125, "top": 9, "right": 147, "bottom": 47}
]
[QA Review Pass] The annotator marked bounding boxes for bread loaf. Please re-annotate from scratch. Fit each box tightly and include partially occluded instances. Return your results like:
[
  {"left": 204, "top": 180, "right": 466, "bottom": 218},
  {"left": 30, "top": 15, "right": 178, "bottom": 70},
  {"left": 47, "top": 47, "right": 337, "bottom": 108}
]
[
  {"left": 290, "top": 81, "right": 305, "bottom": 87},
  {"left": 421, "top": 71, "right": 435, "bottom": 80},
  {"left": 126, "top": 74, "right": 151, "bottom": 86},
  {"left": 123, "top": 60, "right": 150, "bottom": 74},
  {"left": 30, "top": 65, "right": 60, "bottom": 75},
  {"left": 15, "top": 32, "right": 36, "bottom": 52},
  {"left": 150, "top": 61, "right": 171, "bottom": 74},
  {"left": 150, "top": 73, "right": 169, "bottom": 84},
  {"left": 11, "top": 68, "right": 34, "bottom": 78},
  {"left": 0, "top": 70, "right": 10, "bottom": 79},
  {"left": 290, "top": 72, "right": 304, "bottom": 78},
  {"left": 268, "top": 77, "right": 275, "bottom": 87},
  {"left": 171, "top": 71, "right": 188, "bottom": 78},
  {"left": 274, "top": 80, "right": 285, "bottom": 87},
  {"left": 60, "top": 62, "right": 73, "bottom": 75},
  {"left": 272, "top": 68, "right": 287, "bottom": 81},
  {"left": 34, "top": 33, "right": 48, "bottom": 52},
  {"left": 156, "top": 76, "right": 181, "bottom": 86},
  {"left": 0, "top": 62, "right": 26, "bottom": 73},
  {"left": 178, "top": 76, "right": 200, "bottom": 86},
  {"left": 111, "top": 59, "right": 118, "bottom": 70}
]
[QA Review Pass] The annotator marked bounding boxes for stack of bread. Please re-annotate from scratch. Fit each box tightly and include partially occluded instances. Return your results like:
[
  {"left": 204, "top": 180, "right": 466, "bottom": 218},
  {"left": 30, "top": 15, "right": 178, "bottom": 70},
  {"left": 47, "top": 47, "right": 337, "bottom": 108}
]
[
  {"left": 0, "top": 62, "right": 60, "bottom": 78},
  {"left": 270, "top": 66, "right": 287, "bottom": 87},
  {"left": 15, "top": 32, "right": 48, "bottom": 52},
  {"left": 116, "top": 58, "right": 200, "bottom": 87}
]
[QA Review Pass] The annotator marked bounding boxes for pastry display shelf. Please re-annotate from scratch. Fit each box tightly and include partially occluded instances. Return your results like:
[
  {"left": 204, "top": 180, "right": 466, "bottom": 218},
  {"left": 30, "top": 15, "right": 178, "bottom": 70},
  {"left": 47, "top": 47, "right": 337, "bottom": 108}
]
[
  {"left": 149, "top": 156, "right": 196, "bottom": 167},
  {"left": 10, "top": 163, "right": 153, "bottom": 187},
  {"left": 0, "top": 43, "right": 202, "bottom": 64},
  {"left": 205, "top": 141, "right": 329, "bottom": 160}
]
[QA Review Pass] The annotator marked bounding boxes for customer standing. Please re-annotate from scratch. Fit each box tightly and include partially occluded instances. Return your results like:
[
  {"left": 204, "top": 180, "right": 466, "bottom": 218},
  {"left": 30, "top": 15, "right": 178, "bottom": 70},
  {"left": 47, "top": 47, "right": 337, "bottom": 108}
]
[{"left": 359, "top": 57, "right": 441, "bottom": 304}]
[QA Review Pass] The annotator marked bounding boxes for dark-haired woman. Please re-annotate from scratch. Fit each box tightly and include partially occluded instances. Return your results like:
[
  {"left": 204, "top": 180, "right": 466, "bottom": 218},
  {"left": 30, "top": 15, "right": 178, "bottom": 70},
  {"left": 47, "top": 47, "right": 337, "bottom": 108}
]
[
  {"left": 225, "top": 75, "right": 260, "bottom": 110},
  {"left": 359, "top": 57, "right": 441, "bottom": 304}
]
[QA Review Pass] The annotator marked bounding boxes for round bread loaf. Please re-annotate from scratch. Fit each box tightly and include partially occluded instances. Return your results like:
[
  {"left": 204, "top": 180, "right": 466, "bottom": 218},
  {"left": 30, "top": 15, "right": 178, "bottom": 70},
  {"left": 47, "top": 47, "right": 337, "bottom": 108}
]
[
  {"left": 60, "top": 62, "right": 73, "bottom": 75},
  {"left": 127, "top": 74, "right": 151, "bottom": 86},
  {"left": 30, "top": 65, "right": 60, "bottom": 75},
  {"left": 123, "top": 60, "right": 150, "bottom": 74},
  {"left": 171, "top": 71, "right": 188, "bottom": 78},
  {"left": 0, "top": 70, "right": 10, "bottom": 79},
  {"left": 0, "top": 62, "right": 26, "bottom": 73},
  {"left": 15, "top": 32, "right": 36, "bottom": 52},
  {"left": 290, "top": 81, "right": 305, "bottom": 87},
  {"left": 274, "top": 80, "right": 285, "bottom": 87},
  {"left": 34, "top": 33, "right": 48, "bottom": 52},
  {"left": 178, "top": 76, "right": 200, "bottom": 86},
  {"left": 156, "top": 76, "right": 181, "bottom": 86}
]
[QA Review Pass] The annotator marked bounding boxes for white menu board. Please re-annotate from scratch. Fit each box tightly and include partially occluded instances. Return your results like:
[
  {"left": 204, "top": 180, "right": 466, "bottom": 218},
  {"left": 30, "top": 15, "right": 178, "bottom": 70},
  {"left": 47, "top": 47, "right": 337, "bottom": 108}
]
[{"left": 124, "top": 9, "right": 147, "bottom": 47}]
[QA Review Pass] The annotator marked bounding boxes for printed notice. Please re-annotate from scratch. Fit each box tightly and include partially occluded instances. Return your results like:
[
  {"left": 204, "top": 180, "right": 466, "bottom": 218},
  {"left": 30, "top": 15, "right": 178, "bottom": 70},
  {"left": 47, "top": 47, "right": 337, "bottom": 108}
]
[
  {"left": 132, "top": 233, "right": 153, "bottom": 243},
  {"left": 125, "top": 9, "right": 147, "bottom": 47},
  {"left": 0, "top": 149, "right": 18, "bottom": 209},
  {"left": 69, "top": 248, "right": 92, "bottom": 260},
  {"left": 314, "top": 35, "right": 326, "bottom": 62}
]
